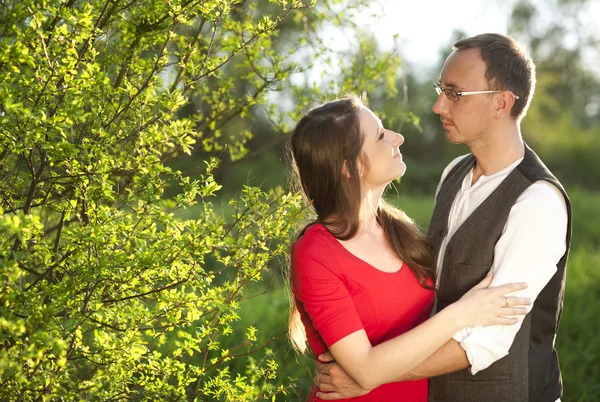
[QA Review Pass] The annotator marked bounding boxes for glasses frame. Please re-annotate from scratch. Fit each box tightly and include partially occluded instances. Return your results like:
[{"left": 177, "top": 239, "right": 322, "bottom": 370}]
[{"left": 434, "top": 83, "right": 520, "bottom": 102}]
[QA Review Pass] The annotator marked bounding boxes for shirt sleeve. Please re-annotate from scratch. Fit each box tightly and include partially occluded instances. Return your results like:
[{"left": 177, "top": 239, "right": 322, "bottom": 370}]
[
  {"left": 291, "top": 253, "right": 364, "bottom": 347},
  {"left": 452, "top": 181, "right": 568, "bottom": 374}
]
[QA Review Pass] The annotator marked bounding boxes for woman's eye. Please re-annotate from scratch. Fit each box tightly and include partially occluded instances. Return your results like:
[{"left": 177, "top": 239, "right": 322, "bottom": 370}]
[{"left": 378, "top": 131, "right": 385, "bottom": 140}]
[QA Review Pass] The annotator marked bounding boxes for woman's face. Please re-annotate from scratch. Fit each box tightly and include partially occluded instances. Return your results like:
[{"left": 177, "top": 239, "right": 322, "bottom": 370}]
[{"left": 357, "top": 107, "right": 406, "bottom": 189}]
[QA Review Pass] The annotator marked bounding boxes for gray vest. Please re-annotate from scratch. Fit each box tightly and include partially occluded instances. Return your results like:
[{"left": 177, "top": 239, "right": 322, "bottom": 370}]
[{"left": 427, "top": 144, "right": 572, "bottom": 402}]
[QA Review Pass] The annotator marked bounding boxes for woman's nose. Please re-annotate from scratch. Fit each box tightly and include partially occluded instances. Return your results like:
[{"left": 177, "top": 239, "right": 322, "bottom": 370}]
[{"left": 394, "top": 133, "right": 404, "bottom": 146}]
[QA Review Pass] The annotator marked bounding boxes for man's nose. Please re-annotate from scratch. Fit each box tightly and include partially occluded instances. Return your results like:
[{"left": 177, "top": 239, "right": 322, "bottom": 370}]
[{"left": 432, "top": 93, "right": 448, "bottom": 115}]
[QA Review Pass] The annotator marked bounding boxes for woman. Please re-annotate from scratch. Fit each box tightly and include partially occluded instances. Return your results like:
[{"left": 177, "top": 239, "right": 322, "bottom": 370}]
[{"left": 288, "top": 95, "right": 530, "bottom": 401}]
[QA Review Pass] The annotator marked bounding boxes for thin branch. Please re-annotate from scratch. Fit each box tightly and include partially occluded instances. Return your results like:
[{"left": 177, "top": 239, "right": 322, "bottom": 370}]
[
  {"left": 26, "top": 6, "right": 53, "bottom": 69},
  {"left": 53, "top": 210, "right": 66, "bottom": 254},
  {"left": 17, "top": 261, "right": 41, "bottom": 277},
  {"left": 101, "top": 276, "right": 189, "bottom": 304},
  {"left": 203, "top": 330, "right": 287, "bottom": 373},
  {"left": 192, "top": 309, "right": 222, "bottom": 399},
  {"left": 87, "top": 316, "right": 127, "bottom": 332},
  {"left": 24, "top": 249, "right": 74, "bottom": 291},
  {"left": 43, "top": 0, "right": 76, "bottom": 39},
  {"left": 189, "top": 6, "right": 296, "bottom": 84},
  {"left": 104, "top": 22, "right": 176, "bottom": 130},
  {"left": 0, "top": 190, "right": 16, "bottom": 213},
  {"left": 169, "top": 16, "right": 206, "bottom": 92},
  {"left": 0, "top": 0, "right": 18, "bottom": 39},
  {"left": 112, "top": 35, "right": 142, "bottom": 90},
  {"left": 93, "top": 0, "right": 120, "bottom": 30}
]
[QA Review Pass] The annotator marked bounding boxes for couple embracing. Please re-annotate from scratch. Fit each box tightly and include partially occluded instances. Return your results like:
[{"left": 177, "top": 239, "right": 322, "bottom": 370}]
[{"left": 287, "top": 33, "right": 571, "bottom": 402}]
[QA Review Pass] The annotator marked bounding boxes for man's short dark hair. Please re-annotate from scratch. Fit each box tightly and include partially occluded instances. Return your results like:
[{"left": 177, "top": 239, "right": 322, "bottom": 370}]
[{"left": 454, "top": 33, "right": 536, "bottom": 120}]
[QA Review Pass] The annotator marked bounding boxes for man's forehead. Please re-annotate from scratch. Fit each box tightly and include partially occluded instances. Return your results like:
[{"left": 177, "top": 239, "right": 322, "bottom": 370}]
[{"left": 439, "top": 49, "right": 487, "bottom": 88}]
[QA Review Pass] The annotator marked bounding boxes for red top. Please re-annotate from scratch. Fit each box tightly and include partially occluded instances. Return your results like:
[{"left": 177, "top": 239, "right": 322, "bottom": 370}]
[{"left": 291, "top": 224, "right": 435, "bottom": 402}]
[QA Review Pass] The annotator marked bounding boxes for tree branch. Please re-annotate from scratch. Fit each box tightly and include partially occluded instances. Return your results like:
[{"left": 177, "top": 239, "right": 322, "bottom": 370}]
[
  {"left": 104, "top": 22, "right": 176, "bottom": 130},
  {"left": 169, "top": 17, "right": 206, "bottom": 93},
  {"left": 101, "top": 276, "right": 189, "bottom": 304}
]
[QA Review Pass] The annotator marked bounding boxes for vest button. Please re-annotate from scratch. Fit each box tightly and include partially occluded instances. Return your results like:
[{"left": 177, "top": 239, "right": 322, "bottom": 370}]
[
  {"left": 446, "top": 249, "right": 452, "bottom": 255},
  {"left": 438, "top": 230, "right": 445, "bottom": 237}
]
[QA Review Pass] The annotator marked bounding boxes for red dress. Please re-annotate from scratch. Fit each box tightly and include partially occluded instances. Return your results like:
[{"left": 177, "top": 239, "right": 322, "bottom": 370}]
[{"left": 291, "top": 224, "right": 434, "bottom": 402}]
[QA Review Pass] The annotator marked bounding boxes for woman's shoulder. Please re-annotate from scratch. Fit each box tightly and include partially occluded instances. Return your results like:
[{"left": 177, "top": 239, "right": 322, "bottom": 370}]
[
  {"left": 291, "top": 223, "right": 338, "bottom": 263},
  {"left": 292, "top": 223, "right": 332, "bottom": 252},
  {"left": 291, "top": 223, "right": 344, "bottom": 281}
]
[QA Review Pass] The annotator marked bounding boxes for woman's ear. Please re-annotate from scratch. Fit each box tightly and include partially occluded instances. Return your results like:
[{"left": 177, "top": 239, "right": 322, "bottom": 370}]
[
  {"left": 342, "top": 159, "right": 365, "bottom": 179},
  {"left": 342, "top": 160, "right": 351, "bottom": 179},
  {"left": 357, "top": 159, "right": 365, "bottom": 179}
]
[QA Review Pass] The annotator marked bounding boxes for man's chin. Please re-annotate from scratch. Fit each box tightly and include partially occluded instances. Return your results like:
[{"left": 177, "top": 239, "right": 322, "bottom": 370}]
[{"left": 445, "top": 132, "right": 462, "bottom": 145}]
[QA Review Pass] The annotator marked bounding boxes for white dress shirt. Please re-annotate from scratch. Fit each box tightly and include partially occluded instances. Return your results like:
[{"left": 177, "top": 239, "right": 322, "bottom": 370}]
[{"left": 434, "top": 155, "right": 568, "bottom": 379}]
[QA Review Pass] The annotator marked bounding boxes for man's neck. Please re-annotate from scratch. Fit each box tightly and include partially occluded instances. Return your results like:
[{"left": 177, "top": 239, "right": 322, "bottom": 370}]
[{"left": 469, "top": 126, "right": 524, "bottom": 183}]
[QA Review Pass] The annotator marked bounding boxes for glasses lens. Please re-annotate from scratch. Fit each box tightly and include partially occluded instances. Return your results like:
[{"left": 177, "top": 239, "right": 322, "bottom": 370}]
[
  {"left": 435, "top": 84, "right": 459, "bottom": 102},
  {"left": 446, "top": 89, "right": 459, "bottom": 102}
]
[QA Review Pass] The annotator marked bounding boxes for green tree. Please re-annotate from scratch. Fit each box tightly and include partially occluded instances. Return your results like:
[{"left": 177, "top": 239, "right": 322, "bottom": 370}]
[{"left": 0, "top": 0, "right": 404, "bottom": 399}]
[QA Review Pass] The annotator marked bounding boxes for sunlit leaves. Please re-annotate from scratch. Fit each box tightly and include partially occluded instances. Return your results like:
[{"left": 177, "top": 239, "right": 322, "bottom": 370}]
[
  {"left": 0, "top": 0, "right": 401, "bottom": 398},
  {"left": 0, "top": 0, "right": 308, "bottom": 399}
]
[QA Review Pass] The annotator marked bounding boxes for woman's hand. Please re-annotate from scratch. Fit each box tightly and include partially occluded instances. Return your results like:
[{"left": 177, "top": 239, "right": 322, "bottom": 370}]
[{"left": 451, "top": 272, "right": 531, "bottom": 329}]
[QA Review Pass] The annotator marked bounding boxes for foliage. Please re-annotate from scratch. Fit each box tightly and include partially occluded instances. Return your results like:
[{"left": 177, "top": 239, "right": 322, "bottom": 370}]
[
  {"left": 0, "top": 0, "right": 408, "bottom": 398},
  {"left": 0, "top": 0, "right": 297, "bottom": 400}
]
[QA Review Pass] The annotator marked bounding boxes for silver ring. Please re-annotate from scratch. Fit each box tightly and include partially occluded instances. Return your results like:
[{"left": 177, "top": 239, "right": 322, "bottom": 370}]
[{"left": 504, "top": 297, "right": 509, "bottom": 307}]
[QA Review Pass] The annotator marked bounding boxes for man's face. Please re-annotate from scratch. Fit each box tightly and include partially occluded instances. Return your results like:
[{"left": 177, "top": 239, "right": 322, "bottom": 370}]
[{"left": 432, "top": 48, "right": 496, "bottom": 146}]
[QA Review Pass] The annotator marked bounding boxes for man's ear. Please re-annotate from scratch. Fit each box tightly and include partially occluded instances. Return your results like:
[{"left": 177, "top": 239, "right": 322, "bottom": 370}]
[{"left": 494, "top": 91, "right": 517, "bottom": 119}]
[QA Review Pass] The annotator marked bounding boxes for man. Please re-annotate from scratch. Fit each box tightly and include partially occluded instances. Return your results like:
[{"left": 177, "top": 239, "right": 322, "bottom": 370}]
[{"left": 312, "top": 33, "right": 571, "bottom": 402}]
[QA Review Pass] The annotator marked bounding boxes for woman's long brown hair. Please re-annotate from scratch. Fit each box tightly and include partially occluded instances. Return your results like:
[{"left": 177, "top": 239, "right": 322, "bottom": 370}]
[{"left": 288, "top": 95, "right": 435, "bottom": 353}]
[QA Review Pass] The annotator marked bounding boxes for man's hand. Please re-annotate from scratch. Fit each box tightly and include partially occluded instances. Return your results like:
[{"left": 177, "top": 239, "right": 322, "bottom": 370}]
[{"left": 314, "top": 352, "right": 372, "bottom": 400}]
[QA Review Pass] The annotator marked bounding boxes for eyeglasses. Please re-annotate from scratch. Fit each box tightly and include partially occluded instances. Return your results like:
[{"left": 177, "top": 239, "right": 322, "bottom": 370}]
[{"left": 434, "top": 83, "right": 520, "bottom": 102}]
